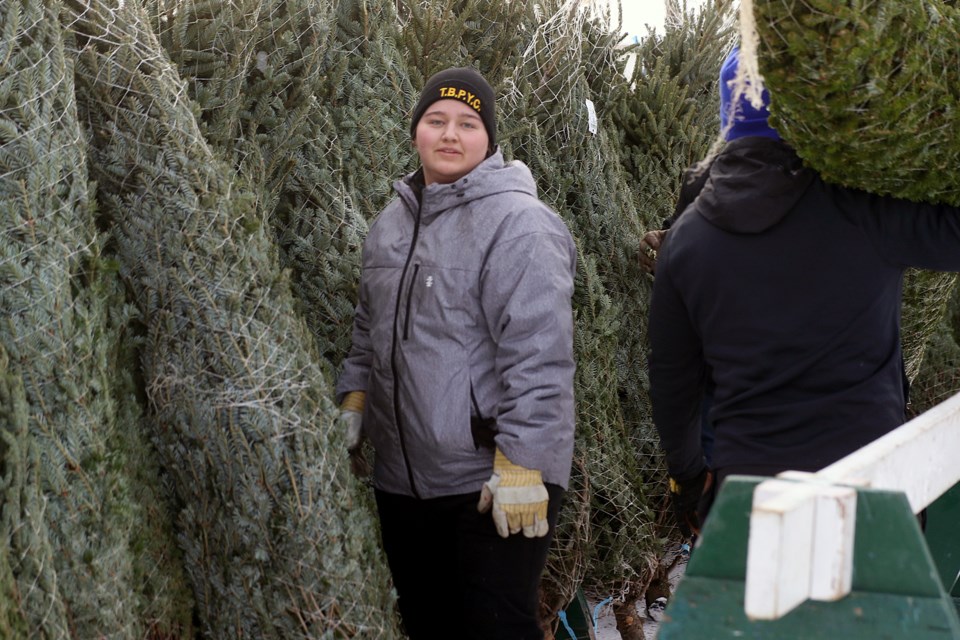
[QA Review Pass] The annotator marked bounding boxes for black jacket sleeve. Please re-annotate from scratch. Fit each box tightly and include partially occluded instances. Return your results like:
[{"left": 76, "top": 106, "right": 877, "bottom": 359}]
[
  {"left": 831, "top": 183, "right": 960, "bottom": 271},
  {"left": 647, "top": 235, "right": 708, "bottom": 481}
]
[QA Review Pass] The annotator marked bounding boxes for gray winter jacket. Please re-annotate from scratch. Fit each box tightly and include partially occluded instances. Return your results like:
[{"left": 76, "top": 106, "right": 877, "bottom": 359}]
[{"left": 336, "top": 150, "right": 576, "bottom": 499}]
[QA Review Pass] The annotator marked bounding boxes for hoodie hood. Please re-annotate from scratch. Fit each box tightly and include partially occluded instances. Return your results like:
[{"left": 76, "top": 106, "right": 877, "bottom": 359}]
[
  {"left": 395, "top": 149, "right": 538, "bottom": 224},
  {"left": 697, "top": 137, "right": 814, "bottom": 234}
]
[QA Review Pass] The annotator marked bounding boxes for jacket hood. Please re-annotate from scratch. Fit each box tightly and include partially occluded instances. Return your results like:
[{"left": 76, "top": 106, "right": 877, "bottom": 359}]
[
  {"left": 395, "top": 149, "right": 539, "bottom": 223},
  {"left": 696, "top": 137, "right": 814, "bottom": 234}
]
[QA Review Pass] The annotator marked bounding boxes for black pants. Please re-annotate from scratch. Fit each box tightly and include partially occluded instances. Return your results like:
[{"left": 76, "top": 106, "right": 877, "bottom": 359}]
[{"left": 375, "top": 484, "right": 564, "bottom": 640}]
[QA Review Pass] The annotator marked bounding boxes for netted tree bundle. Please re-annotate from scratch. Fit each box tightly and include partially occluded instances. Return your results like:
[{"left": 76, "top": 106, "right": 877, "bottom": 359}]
[
  {"left": 149, "top": 0, "right": 416, "bottom": 369},
  {"left": 323, "top": 1, "right": 418, "bottom": 214},
  {"left": 0, "top": 1, "right": 193, "bottom": 636},
  {"left": 397, "top": 0, "right": 542, "bottom": 89},
  {"left": 0, "top": 346, "right": 36, "bottom": 638},
  {"left": 150, "top": 0, "right": 416, "bottom": 218},
  {"left": 263, "top": 0, "right": 416, "bottom": 368},
  {"left": 495, "top": 0, "right": 665, "bottom": 616},
  {"left": 613, "top": 0, "right": 737, "bottom": 545},
  {"left": 617, "top": 1, "right": 736, "bottom": 224},
  {"left": 62, "top": 0, "right": 400, "bottom": 636},
  {"left": 901, "top": 272, "right": 957, "bottom": 381},
  {"left": 533, "top": 245, "right": 604, "bottom": 625},
  {"left": 744, "top": 0, "right": 960, "bottom": 380},
  {"left": 908, "top": 286, "right": 960, "bottom": 417},
  {"left": 746, "top": 0, "right": 960, "bottom": 203},
  {"left": 150, "top": 0, "right": 337, "bottom": 217}
]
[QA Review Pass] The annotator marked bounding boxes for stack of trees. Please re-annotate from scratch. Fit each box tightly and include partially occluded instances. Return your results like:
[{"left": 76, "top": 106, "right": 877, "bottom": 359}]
[
  {"left": 0, "top": 1, "right": 194, "bottom": 636},
  {"left": 64, "top": 0, "right": 402, "bottom": 636},
  {"left": 1, "top": 0, "right": 956, "bottom": 638},
  {"left": 494, "top": 3, "right": 661, "bottom": 627},
  {"left": 609, "top": 3, "right": 736, "bottom": 631}
]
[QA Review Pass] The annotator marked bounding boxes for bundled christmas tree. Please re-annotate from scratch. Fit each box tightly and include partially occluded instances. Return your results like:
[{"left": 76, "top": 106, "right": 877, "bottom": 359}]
[
  {"left": 909, "top": 286, "right": 960, "bottom": 417},
  {"left": 491, "top": 1, "right": 672, "bottom": 631},
  {"left": 610, "top": 2, "right": 737, "bottom": 631},
  {"left": 618, "top": 1, "right": 737, "bottom": 222},
  {"left": 743, "top": 0, "right": 960, "bottom": 380},
  {"left": 399, "top": 0, "right": 542, "bottom": 86},
  {"left": 273, "top": 0, "right": 416, "bottom": 366},
  {"left": 0, "top": 0, "right": 193, "bottom": 636},
  {"left": 151, "top": 0, "right": 417, "bottom": 369},
  {"left": 62, "top": 0, "right": 401, "bottom": 636}
]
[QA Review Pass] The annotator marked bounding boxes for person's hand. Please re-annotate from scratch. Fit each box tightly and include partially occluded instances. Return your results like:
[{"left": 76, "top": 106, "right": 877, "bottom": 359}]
[
  {"left": 339, "top": 391, "right": 369, "bottom": 477},
  {"left": 477, "top": 448, "right": 549, "bottom": 538},
  {"left": 668, "top": 467, "right": 713, "bottom": 538},
  {"left": 639, "top": 229, "right": 667, "bottom": 274}
]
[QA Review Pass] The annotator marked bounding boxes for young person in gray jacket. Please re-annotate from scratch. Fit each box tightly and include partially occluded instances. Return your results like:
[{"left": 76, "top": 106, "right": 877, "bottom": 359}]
[{"left": 336, "top": 67, "right": 576, "bottom": 640}]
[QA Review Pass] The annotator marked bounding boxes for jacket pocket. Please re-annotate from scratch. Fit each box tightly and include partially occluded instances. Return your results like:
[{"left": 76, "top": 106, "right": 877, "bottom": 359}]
[
  {"left": 404, "top": 265, "right": 476, "bottom": 344},
  {"left": 363, "top": 264, "right": 402, "bottom": 368},
  {"left": 470, "top": 384, "right": 497, "bottom": 450}
]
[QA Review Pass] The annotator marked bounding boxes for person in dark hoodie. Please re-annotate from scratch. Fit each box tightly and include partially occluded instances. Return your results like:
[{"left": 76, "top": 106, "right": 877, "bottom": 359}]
[
  {"left": 648, "top": 46, "right": 960, "bottom": 537},
  {"left": 637, "top": 50, "right": 778, "bottom": 517},
  {"left": 335, "top": 67, "right": 576, "bottom": 640}
]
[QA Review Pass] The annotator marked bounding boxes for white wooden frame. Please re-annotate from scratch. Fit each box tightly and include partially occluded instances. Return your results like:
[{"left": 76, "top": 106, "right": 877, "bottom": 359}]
[{"left": 744, "top": 391, "right": 960, "bottom": 620}]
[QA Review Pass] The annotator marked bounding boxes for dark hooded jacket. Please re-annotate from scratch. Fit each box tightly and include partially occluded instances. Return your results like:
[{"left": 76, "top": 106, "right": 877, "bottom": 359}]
[{"left": 649, "top": 136, "right": 960, "bottom": 482}]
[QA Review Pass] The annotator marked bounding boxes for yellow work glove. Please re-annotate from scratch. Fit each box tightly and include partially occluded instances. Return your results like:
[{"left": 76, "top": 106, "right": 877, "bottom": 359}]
[
  {"left": 338, "top": 391, "right": 369, "bottom": 477},
  {"left": 477, "top": 448, "right": 549, "bottom": 538}
]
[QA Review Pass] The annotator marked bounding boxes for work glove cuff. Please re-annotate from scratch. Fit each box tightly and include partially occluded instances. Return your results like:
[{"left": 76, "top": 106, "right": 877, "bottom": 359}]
[
  {"left": 340, "top": 390, "right": 365, "bottom": 414},
  {"left": 337, "top": 394, "right": 368, "bottom": 477},
  {"left": 494, "top": 448, "right": 543, "bottom": 486},
  {"left": 669, "top": 466, "right": 712, "bottom": 538}
]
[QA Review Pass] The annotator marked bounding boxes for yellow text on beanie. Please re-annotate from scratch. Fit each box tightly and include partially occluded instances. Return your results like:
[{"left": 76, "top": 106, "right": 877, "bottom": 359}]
[{"left": 410, "top": 67, "right": 497, "bottom": 149}]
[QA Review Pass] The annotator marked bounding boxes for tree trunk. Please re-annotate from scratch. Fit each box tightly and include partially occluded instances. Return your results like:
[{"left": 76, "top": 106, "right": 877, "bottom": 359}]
[{"left": 614, "top": 599, "right": 646, "bottom": 640}]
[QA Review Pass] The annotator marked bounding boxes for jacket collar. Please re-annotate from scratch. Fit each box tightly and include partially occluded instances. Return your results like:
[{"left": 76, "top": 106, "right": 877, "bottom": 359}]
[{"left": 394, "top": 149, "right": 538, "bottom": 224}]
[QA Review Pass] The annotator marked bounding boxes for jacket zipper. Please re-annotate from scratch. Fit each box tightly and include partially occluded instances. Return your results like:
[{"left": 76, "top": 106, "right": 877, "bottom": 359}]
[
  {"left": 390, "top": 203, "right": 422, "bottom": 498},
  {"left": 403, "top": 264, "right": 419, "bottom": 341}
]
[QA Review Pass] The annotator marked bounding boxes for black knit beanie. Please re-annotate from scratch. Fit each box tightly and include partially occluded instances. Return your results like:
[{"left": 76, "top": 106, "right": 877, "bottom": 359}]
[{"left": 410, "top": 67, "right": 497, "bottom": 149}]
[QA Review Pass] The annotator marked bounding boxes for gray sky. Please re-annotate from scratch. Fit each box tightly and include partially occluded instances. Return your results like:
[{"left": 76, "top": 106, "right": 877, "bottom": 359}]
[
  {"left": 616, "top": 1, "right": 711, "bottom": 40},
  {"left": 622, "top": 2, "right": 666, "bottom": 37}
]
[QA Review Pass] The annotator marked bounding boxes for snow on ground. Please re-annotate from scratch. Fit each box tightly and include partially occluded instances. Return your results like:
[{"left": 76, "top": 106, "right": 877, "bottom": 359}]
[
  {"left": 592, "top": 599, "right": 664, "bottom": 640},
  {"left": 585, "top": 554, "right": 687, "bottom": 640}
]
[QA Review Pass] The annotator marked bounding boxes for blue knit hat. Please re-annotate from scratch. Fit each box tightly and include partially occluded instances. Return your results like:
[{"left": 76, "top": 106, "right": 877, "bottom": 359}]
[{"left": 719, "top": 46, "right": 780, "bottom": 141}]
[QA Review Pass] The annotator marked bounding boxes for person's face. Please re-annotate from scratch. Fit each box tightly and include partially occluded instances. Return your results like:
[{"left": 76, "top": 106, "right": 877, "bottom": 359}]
[{"left": 414, "top": 99, "right": 490, "bottom": 186}]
